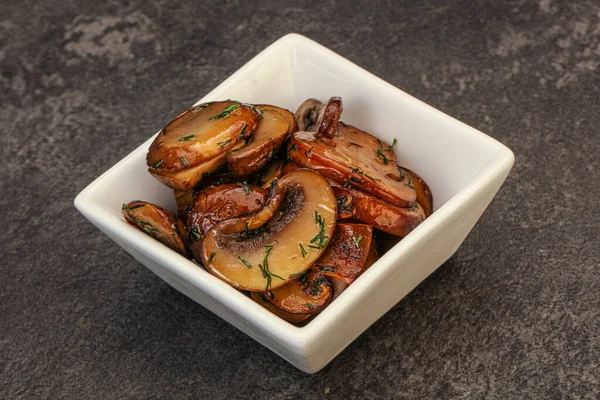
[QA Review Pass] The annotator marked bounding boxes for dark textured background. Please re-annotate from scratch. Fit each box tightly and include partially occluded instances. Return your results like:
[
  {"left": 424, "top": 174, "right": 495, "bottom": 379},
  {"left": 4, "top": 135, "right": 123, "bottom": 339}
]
[{"left": 2, "top": 0, "right": 599, "bottom": 398}]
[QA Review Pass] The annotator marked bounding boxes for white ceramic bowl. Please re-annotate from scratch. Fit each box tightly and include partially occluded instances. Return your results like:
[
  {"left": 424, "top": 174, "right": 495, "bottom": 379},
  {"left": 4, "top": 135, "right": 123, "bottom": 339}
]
[{"left": 74, "top": 33, "right": 514, "bottom": 373}]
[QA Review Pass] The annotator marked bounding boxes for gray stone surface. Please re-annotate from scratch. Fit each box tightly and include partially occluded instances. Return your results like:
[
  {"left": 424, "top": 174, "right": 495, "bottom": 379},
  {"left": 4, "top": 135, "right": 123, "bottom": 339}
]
[{"left": 1, "top": 0, "right": 599, "bottom": 398}]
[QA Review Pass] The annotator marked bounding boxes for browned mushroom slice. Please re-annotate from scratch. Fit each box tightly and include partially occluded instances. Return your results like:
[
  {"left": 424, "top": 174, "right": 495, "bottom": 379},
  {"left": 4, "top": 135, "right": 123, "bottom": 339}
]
[
  {"left": 331, "top": 180, "right": 425, "bottom": 237},
  {"left": 250, "top": 292, "right": 312, "bottom": 323},
  {"left": 254, "top": 104, "right": 298, "bottom": 134},
  {"left": 147, "top": 100, "right": 259, "bottom": 172},
  {"left": 226, "top": 108, "right": 291, "bottom": 177},
  {"left": 314, "top": 96, "right": 342, "bottom": 139},
  {"left": 200, "top": 169, "right": 337, "bottom": 291},
  {"left": 395, "top": 167, "right": 433, "bottom": 217},
  {"left": 266, "top": 268, "right": 332, "bottom": 314},
  {"left": 187, "top": 183, "right": 267, "bottom": 262},
  {"left": 295, "top": 98, "right": 323, "bottom": 131},
  {"left": 288, "top": 127, "right": 415, "bottom": 207},
  {"left": 122, "top": 201, "right": 187, "bottom": 256},
  {"left": 148, "top": 151, "right": 229, "bottom": 191},
  {"left": 314, "top": 223, "right": 375, "bottom": 285},
  {"left": 174, "top": 189, "right": 194, "bottom": 221},
  {"left": 255, "top": 160, "right": 284, "bottom": 189}
]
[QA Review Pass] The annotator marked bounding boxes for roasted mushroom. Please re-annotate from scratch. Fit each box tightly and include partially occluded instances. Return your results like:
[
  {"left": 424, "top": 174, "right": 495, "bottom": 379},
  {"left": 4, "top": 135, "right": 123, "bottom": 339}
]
[
  {"left": 266, "top": 268, "right": 332, "bottom": 314},
  {"left": 255, "top": 160, "right": 284, "bottom": 189},
  {"left": 174, "top": 189, "right": 194, "bottom": 221},
  {"left": 250, "top": 292, "right": 313, "bottom": 323},
  {"left": 122, "top": 201, "right": 187, "bottom": 256},
  {"left": 314, "top": 96, "right": 342, "bottom": 139},
  {"left": 332, "top": 180, "right": 425, "bottom": 237},
  {"left": 294, "top": 98, "right": 322, "bottom": 131},
  {"left": 147, "top": 101, "right": 260, "bottom": 190},
  {"left": 200, "top": 169, "right": 337, "bottom": 291},
  {"left": 396, "top": 166, "right": 433, "bottom": 217},
  {"left": 148, "top": 150, "right": 232, "bottom": 191},
  {"left": 226, "top": 105, "right": 294, "bottom": 177},
  {"left": 288, "top": 125, "right": 416, "bottom": 207},
  {"left": 187, "top": 183, "right": 267, "bottom": 261},
  {"left": 314, "top": 223, "right": 377, "bottom": 285}
]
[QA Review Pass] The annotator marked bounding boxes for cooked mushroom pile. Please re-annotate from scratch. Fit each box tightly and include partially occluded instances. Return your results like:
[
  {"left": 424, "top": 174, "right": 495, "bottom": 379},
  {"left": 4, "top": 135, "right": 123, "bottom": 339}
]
[{"left": 122, "top": 97, "right": 433, "bottom": 324}]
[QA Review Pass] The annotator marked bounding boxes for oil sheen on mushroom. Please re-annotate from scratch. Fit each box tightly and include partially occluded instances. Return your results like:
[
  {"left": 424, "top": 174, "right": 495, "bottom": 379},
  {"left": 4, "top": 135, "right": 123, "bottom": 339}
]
[{"left": 200, "top": 169, "right": 337, "bottom": 291}]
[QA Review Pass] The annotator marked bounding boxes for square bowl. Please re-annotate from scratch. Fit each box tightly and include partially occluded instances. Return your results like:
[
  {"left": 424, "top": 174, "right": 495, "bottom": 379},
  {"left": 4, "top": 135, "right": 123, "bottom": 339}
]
[{"left": 74, "top": 33, "right": 514, "bottom": 373}]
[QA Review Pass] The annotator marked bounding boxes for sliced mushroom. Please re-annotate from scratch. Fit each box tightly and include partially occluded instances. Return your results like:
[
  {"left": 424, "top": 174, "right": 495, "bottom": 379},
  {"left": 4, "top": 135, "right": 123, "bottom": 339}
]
[
  {"left": 200, "top": 169, "right": 337, "bottom": 291},
  {"left": 148, "top": 150, "right": 230, "bottom": 191},
  {"left": 122, "top": 201, "right": 187, "bottom": 256},
  {"left": 250, "top": 292, "right": 312, "bottom": 323},
  {"left": 314, "top": 223, "right": 375, "bottom": 285},
  {"left": 331, "top": 180, "right": 425, "bottom": 237},
  {"left": 147, "top": 100, "right": 259, "bottom": 171},
  {"left": 174, "top": 189, "right": 194, "bottom": 221},
  {"left": 294, "top": 98, "right": 322, "bottom": 131},
  {"left": 187, "top": 183, "right": 267, "bottom": 262},
  {"left": 396, "top": 166, "right": 433, "bottom": 217},
  {"left": 255, "top": 160, "right": 284, "bottom": 189},
  {"left": 328, "top": 234, "right": 379, "bottom": 300},
  {"left": 226, "top": 107, "right": 291, "bottom": 177},
  {"left": 266, "top": 268, "right": 332, "bottom": 314},
  {"left": 314, "top": 96, "right": 342, "bottom": 139},
  {"left": 288, "top": 126, "right": 416, "bottom": 207},
  {"left": 254, "top": 104, "right": 298, "bottom": 134}
]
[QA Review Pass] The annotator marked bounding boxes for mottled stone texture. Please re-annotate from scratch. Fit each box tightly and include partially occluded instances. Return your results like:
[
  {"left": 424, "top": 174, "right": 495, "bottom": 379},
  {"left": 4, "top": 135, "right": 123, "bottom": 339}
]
[{"left": 1, "top": 0, "right": 599, "bottom": 398}]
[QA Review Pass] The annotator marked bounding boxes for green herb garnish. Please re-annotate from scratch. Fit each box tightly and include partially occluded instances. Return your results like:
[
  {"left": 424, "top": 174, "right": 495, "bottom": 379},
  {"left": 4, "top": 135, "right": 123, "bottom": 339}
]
[
  {"left": 180, "top": 157, "right": 188, "bottom": 168},
  {"left": 241, "top": 181, "right": 250, "bottom": 195},
  {"left": 178, "top": 135, "right": 195, "bottom": 142},
  {"left": 306, "top": 303, "right": 316, "bottom": 310},
  {"left": 352, "top": 235, "right": 363, "bottom": 248},
  {"left": 209, "top": 102, "right": 239, "bottom": 120},
  {"left": 309, "top": 210, "right": 329, "bottom": 249},
  {"left": 207, "top": 252, "right": 216, "bottom": 263},
  {"left": 239, "top": 124, "right": 247, "bottom": 139},
  {"left": 217, "top": 138, "right": 232, "bottom": 149},
  {"left": 190, "top": 227, "right": 202, "bottom": 242},
  {"left": 258, "top": 244, "right": 284, "bottom": 291},
  {"left": 238, "top": 256, "right": 253, "bottom": 269},
  {"left": 299, "top": 243, "right": 308, "bottom": 258},
  {"left": 151, "top": 159, "right": 163, "bottom": 169},
  {"left": 122, "top": 203, "right": 145, "bottom": 211},
  {"left": 344, "top": 177, "right": 362, "bottom": 187},
  {"left": 405, "top": 176, "right": 417, "bottom": 190}
]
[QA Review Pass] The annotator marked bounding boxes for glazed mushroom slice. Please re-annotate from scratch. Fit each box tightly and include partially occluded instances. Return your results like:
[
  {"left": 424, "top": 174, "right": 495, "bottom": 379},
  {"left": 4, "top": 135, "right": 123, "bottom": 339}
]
[
  {"left": 288, "top": 127, "right": 415, "bottom": 207},
  {"left": 174, "top": 189, "right": 194, "bottom": 221},
  {"left": 294, "top": 98, "right": 323, "bottom": 131},
  {"left": 187, "top": 183, "right": 267, "bottom": 262},
  {"left": 122, "top": 201, "right": 187, "bottom": 256},
  {"left": 149, "top": 150, "right": 230, "bottom": 191},
  {"left": 327, "top": 235, "right": 379, "bottom": 300},
  {"left": 255, "top": 160, "right": 284, "bottom": 189},
  {"left": 254, "top": 104, "right": 298, "bottom": 134},
  {"left": 200, "top": 169, "right": 337, "bottom": 291},
  {"left": 226, "top": 108, "right": 291, "bottom": 177},
  {"left": 147, "top": 100, "right": 259, "bottom": 172},
  {"left": 250, "top": 292, "right": 312, "bottom": 323},
  {"left": 314, "top": 96, "right": 342, "bottom": 139},
  {"left": 266, "top": 268, "right": 332, "bottom": 314},
  {"left": 314, "top": 223, "right": 376, "bottom": 285},
  {"left": 395, "top": 166, "right": 433, "bottom": 218},
  {"left": 331, "top": 180, "right": 425, "bottom": 237}
]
